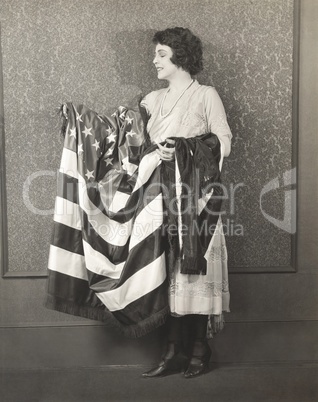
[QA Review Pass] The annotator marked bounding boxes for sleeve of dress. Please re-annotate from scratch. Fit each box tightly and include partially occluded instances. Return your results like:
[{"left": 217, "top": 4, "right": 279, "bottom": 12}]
[
  {"left": 204, "top": 87, "right": 232, "bottom": 157},
  {"left": 140, "top": 91, "right": 155, "bottom": 117}
]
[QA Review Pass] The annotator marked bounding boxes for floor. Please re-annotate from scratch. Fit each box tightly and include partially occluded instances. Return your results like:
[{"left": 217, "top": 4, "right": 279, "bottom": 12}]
[{"left": 1, "top": 362, "right": 317, "bottom": 402}]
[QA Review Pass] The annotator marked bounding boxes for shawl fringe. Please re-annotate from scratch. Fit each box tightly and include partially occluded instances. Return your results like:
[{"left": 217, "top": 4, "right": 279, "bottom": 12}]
[
  {"left": 179, "top": 255, "right": 208, "bottom": 275},
  {"left": 207, "top": 313, "right": 226, "bottom": 339}
]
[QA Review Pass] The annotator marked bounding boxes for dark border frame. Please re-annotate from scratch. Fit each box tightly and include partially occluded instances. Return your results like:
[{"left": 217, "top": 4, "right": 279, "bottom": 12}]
[
  {"left": 0, "top": 0, "right": 300, "bottom": 277},
  {"left": 230, "top": 0, "right": 299, "bottom": 274},
  {"left": 0, "top": 23, "right": 46, "bottom": 278},
  {"left": 0, "top": 23, "right": 9, "bottom": 278}
]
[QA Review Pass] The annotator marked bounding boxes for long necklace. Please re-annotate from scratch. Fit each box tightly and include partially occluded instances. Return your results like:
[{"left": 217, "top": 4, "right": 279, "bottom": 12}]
[{"left": 160, "top": 79, "right": 194, "bottom": 117}]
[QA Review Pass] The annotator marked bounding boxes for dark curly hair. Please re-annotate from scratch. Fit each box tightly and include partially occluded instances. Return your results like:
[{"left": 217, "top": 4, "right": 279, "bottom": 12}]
[{"left": 152, "top": 27, "right": 203, "bottom": 76}]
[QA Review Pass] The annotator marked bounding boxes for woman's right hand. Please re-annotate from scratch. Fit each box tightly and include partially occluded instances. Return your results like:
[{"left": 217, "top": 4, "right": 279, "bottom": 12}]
[{"left": 156, "top": 138, "right": 175, "bottom": 161}]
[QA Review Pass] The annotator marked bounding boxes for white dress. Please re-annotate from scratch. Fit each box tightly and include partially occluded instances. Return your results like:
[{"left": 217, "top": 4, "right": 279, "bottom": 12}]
[{"left": 141, "top": 80, "right": 231, "bottom": 320}]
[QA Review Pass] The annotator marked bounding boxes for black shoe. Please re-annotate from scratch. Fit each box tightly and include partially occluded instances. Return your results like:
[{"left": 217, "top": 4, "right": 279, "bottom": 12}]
[
  {"left": 142, "top": 342, "right": 186, "bottom": 378},
  {"left": 142, "top": 357, "right": 182, "bottom": 378},
  {"left": 184, "top": 341, "right": 212, "bottom": 379}
]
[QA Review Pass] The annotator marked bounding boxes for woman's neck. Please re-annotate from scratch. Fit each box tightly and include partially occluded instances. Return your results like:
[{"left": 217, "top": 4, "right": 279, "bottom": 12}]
[{"left": 167, "top": 71, "right": 193, "bottom": 93}]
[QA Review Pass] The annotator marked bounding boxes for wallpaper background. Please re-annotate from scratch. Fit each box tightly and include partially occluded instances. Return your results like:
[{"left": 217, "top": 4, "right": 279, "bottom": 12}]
[{"left": 0, "top": 0, "right": 294, "bottom": 282}]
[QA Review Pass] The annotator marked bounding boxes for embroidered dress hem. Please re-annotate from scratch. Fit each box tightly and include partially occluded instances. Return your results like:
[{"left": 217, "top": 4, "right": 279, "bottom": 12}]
[{"left": 168, "top": 217, "right": 230, "bottom": 317}]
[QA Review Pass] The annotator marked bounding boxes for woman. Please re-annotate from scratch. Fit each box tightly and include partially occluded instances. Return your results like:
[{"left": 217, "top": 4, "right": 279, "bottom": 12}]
[
  {"left": 140, "top": 27, "right": 232, "bottom": 378},
  {"left": 47, "top": 26, "right": 231, "bottom": 378}
]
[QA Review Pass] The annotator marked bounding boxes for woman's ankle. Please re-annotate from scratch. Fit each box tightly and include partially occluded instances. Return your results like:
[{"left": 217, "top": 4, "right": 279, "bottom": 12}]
[
  {"left": 191, "top": 339, "right": 211, "bottom": 358},
  {"left": 162, "top": 341, "right": 181, "bottom": 360}
]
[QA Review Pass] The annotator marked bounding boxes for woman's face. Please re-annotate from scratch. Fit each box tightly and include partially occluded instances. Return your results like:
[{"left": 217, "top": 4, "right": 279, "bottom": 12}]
[{"left": 153, "top": 44, "right": 179, "bottom": 81}]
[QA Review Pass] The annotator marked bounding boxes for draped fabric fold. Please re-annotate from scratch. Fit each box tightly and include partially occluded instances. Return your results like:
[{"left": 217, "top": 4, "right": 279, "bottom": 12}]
[
  {"left": 46, "top": 101, "right": 224, "bottom": 338},
  {"left": 168, "top": 134, "right": 223, "bottom": 275}
]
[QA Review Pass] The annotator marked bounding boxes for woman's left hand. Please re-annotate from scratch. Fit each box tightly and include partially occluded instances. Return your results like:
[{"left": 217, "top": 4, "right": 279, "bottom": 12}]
[{"left": 156, "top": 138, "right": 176, "bottom": 161}]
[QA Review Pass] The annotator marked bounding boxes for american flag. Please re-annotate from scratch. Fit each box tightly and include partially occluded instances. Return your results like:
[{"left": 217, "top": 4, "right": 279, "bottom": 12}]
[{"left": 46, "top": 102, "right": 169, "bottom": 338}]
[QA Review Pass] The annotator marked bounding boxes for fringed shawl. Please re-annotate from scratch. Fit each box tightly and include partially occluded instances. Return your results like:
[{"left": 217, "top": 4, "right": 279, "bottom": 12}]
[{"left": 173, "top": 134, "right": 222, "bottom": 275}]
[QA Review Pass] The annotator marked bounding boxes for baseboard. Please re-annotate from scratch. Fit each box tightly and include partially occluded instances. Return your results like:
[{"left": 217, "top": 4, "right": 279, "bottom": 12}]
[
  {"left": 1, "top": 320, "right": 317, "bottom": 370},
  {"left": 2, "top": 360, "right": 318, "bottom": 374}
]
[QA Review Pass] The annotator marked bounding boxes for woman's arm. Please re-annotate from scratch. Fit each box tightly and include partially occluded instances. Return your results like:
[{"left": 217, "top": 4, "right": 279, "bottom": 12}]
[
  {"left": 140, "top": 91, "right": 157, "bottom": 117},
  {"left": 204, "top": 87, "right": 232, "bottom": 157}
]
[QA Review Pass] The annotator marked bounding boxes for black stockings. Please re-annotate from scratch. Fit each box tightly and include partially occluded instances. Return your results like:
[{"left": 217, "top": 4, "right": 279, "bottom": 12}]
[{"left": 166, "top": 314, "right": 209, "bottom": 349}]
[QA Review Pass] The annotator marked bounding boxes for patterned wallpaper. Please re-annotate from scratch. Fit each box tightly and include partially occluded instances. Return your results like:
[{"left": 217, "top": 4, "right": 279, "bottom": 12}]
[{"left": 0, "top": 0, "right": 294, "bottom": 275}]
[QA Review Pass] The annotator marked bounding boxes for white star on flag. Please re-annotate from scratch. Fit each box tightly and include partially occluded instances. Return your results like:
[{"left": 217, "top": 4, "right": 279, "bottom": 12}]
[
  {"left": 85, "top": 169, "right": 94, "bottom": 180},
  {"left": 78, "top": 144, "right": 84, "bottom": 154},
  {"left": 69, "top": 127, "right": 76, "bottom": 138},
  {"left": 108, "top": 133, "right": 116, "bottom": 143},
  {"left": 82, "top": 126, "right": 92, "bottom": 138},
  {"left": 106, "top": 127, "right": 113, "bottom": 135},
  {"left": 126, "top": 130, "right": 136, "bottom": 137},
  {"left": 76, "top": 113, "right": 83, "bottom": 122},
  {"left": 92, "top": 139, "right": 100, "bottom": 151},
  {"left": 105, "top": 158, "right": 113, "bottom": 166},
  {"left": 111, "top": 112, "right": 116, "bottom": 117},
  {"left": 125, "top": 116, "right": 133, "bottom": 124}
]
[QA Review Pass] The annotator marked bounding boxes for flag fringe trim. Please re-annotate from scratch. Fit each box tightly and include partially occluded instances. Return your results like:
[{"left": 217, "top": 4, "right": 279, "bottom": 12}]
[{"left": 45, "top": 295, "right": 170, "bottom": 338}]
